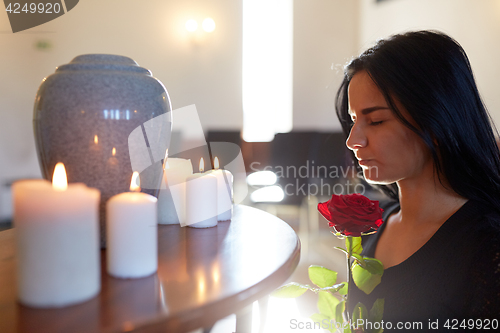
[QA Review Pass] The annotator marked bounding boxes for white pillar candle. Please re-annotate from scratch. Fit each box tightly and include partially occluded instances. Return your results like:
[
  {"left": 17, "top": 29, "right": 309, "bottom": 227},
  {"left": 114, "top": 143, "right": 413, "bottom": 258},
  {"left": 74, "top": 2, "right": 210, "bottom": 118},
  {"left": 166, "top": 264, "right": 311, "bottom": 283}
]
[
  {"left": 212, "top": 157, "right": 233, "bottom": 221},
  {"left": 13, "top": 163, "right": 100, "bottom": 308},
  {"left": 106, "top": 172, "right": 158, "bottom": 279},
  {"left": 158, "top": 158, "right": 193, "bottom": 225},
  {"left": 185, "top": 158, "right": 218, "bottom": 228}
]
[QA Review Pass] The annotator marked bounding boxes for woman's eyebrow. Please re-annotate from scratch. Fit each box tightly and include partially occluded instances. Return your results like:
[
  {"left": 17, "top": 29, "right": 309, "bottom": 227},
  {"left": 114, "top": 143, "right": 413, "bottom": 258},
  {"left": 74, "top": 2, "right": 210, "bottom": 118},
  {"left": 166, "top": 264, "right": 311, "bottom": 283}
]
[{"left": 349, "top": 106, "right": 390, "bottom": 117}]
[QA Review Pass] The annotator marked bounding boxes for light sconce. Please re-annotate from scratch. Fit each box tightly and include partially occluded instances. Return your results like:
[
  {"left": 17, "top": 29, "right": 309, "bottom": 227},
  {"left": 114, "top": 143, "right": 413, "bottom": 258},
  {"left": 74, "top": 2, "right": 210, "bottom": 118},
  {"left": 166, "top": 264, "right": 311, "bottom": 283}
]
[
  {"left": 185, "top": 18, "right": 216, "bottom": 33},
  {"left": 202, "top": 18, "right": 216, "bottom": 32},
  {"left": 185, "top": 19, "right": 198, "bottom": 32}
]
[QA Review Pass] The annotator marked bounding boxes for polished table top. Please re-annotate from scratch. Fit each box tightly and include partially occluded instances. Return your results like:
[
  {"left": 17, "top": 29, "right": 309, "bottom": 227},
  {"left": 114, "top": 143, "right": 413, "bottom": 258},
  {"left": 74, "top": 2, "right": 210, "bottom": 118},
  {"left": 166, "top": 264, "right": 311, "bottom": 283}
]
[{"left": 0, "top": 205, "right": 301, "bottom": 333}]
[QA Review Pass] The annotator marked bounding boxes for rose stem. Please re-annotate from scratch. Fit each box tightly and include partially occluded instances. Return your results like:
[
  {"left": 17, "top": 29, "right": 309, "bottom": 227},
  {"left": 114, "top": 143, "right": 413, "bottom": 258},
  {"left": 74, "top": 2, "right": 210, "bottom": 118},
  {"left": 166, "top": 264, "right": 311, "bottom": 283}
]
[{"left": 345, "top": 236, "right": 352, "bottom": 323}]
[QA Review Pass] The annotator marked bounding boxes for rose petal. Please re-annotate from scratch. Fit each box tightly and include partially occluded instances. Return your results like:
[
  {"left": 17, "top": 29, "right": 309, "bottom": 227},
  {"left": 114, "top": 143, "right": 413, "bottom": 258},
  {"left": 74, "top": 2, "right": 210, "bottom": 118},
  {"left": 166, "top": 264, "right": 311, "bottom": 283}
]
[
  {"left": 317, "top": 193, "right": 384, "bottom": 237},
  {"left": 317, "top": 201, "right": 332, "bottom": 221}
]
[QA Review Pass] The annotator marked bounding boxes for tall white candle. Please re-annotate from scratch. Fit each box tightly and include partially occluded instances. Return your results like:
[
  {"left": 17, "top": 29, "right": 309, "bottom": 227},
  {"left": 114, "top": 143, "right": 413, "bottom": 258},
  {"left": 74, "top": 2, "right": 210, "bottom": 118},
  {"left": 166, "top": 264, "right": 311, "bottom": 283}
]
[
  {"left": 13, "top": 163, "right": 100, "bottom": 308},
  {"left": 158, "top": 158, "right": 193, "bottom": 225},
  {"left": 211, "top": 157, "right": 233, "bottom": 221},
  {"left": 106, "top": 172, "right": 158, "bottom": 279},
  {"left": 185, "top": 158, "right": 218, "bottom": 228}
]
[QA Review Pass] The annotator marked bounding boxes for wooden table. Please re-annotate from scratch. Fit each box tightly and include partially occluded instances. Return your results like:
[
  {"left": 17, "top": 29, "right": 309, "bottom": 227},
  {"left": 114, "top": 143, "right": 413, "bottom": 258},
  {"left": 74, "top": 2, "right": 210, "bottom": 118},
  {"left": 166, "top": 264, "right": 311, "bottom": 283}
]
[{"left": 0, "top": 205, "right": 301, "bottom": 333}]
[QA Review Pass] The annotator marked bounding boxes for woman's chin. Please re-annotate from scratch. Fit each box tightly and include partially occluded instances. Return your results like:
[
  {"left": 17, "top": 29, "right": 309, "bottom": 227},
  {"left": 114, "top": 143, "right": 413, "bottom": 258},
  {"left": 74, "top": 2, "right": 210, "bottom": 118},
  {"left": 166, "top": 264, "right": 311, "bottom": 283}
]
[
  {"left": 365, "top": 178, "right": 381, "bottom": 185},
  {"left": 363, "top": 174, "right": 395, "bottom": 185}
]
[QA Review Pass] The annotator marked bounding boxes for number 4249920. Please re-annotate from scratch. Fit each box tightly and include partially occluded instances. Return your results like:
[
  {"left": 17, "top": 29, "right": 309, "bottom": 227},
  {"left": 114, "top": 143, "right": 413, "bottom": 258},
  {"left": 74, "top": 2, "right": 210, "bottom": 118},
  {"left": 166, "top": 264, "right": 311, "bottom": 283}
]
[
  {"left": 5, "top": 2, "right": 62, "bottom": 14},
  {"left": 443, "top": 318, "right": 498, "bottom": 330}
]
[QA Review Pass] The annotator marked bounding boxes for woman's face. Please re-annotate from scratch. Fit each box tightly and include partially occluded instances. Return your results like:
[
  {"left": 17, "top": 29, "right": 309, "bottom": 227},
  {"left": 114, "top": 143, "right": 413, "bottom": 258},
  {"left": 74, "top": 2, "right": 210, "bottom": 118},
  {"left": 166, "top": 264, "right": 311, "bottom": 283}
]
[{"left": 346, "top": 70, "right": 432, "bottom": 184}]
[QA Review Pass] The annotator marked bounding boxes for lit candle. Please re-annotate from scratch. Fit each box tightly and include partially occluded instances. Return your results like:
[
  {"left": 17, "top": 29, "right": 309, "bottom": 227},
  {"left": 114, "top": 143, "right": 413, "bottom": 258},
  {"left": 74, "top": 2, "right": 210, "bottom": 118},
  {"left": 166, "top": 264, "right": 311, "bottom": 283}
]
[
  {"left": 13, "top": 163, "right": 100, "bottom": 308},
  {"left": 185, "top": 158, "right": 217, "bottom": 228},
  {"left": 106, "top": 172, "right": 158, "bottom": 278},
  {"left": 158, "top": 157, "right": 193, "bottom": 225},
  {"left": 106, "top": 147, "right": 119, "bottom": 171},
  {"left": 90, "top": 134, "right": 101, "bottom": 151},
  {"left": 211, "top": 157, "right": 233, "bottom": 221}
]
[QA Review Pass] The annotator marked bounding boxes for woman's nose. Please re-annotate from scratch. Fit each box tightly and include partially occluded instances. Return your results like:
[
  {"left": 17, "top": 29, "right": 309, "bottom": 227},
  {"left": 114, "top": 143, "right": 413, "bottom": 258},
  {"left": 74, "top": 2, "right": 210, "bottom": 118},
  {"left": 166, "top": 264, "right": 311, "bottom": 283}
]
[{"left": 346, "top": 123, "right": 367, "bottom": 150}]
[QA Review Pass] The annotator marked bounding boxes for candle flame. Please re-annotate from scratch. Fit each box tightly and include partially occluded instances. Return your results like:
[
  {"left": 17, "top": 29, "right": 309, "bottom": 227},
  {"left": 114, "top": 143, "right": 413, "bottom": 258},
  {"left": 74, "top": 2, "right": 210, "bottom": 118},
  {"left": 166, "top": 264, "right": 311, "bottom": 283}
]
[
  {"left": 199, "top": 158, "right": 204, "bottom": 173},
  {"left": 52, "top": 162, "right": 68, "bottom": 191},
  {"left": 112, "top": 147, "right": 116, "bottom": 156},
  {"left": 214, "top": 157, "right": 219, "bottom": 170},
  {"left": 94, "top": 135, "right": 98, "bottom": 144},
  {"left": 130, "top": 172, "right": 141, "bottom": 192}
]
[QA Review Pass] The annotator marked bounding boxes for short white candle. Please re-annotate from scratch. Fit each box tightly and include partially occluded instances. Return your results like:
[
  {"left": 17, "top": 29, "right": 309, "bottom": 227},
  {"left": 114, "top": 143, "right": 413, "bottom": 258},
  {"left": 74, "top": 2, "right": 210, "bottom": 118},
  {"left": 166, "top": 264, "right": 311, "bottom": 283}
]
[
  {"left": 106, "top": 172, "right": 158, "bottom": 279},
  {"left": 212, "top": 157, "right": 233, "bottom": 221},
  {"left": 158, "top": 158, "right": 193, "bottom": 225},
  {"left": 13, "top": 163, "right": 100, "bottom": 308},
  {"left": 185, "top": 158, "right": 218, "bottom": 228}
]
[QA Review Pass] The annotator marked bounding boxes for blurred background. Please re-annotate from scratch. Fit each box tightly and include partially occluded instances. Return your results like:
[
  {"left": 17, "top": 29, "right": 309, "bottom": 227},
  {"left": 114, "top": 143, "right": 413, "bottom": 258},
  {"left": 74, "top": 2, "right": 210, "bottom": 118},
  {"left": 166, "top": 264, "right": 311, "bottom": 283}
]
[{"left": 1, "top": 0, "right": 500, "bottom": 331}]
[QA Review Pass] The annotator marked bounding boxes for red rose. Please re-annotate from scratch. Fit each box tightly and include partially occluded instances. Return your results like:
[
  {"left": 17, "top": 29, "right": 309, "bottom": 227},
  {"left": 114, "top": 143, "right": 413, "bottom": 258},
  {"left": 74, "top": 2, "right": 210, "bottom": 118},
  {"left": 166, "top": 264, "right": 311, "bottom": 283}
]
[{"left": 317, "top": 193, "right": 384, "bottom": 237}]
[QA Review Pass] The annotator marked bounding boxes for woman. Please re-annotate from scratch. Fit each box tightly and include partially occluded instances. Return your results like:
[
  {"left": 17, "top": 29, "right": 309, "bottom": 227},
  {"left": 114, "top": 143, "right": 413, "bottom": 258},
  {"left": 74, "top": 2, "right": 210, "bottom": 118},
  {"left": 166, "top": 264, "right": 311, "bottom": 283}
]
[{"left": 336, "top": 31, "right": 500, "bottom": 328}]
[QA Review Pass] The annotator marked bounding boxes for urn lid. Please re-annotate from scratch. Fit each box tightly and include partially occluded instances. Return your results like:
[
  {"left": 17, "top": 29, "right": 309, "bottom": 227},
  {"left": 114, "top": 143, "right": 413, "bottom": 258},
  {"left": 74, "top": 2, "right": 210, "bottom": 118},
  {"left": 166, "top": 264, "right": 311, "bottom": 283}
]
[{"left": 55, "top": 54, "right": 151, "bottom": 75}]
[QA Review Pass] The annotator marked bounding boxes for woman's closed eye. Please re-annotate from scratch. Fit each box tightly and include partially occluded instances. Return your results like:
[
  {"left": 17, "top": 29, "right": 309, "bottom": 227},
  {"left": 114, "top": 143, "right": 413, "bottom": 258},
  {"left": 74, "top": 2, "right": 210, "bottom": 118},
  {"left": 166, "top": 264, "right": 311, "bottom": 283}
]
[{"left": 370, "top": 120, "right": 384, "bottom": 126}]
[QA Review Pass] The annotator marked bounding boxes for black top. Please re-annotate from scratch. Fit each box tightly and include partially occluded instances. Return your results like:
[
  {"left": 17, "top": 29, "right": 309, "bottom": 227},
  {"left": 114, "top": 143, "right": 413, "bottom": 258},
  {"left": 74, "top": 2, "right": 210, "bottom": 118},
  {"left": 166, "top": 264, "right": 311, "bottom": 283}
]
[{"left": 348, "top": 199, "right": 500, "bottom": 331}]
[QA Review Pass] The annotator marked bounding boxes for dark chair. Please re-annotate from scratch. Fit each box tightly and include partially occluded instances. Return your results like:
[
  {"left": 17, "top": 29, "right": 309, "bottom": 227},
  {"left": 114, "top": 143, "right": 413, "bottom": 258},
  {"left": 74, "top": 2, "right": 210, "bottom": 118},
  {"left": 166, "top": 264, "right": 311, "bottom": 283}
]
[
  {"left": 206, "top": 130, "right": 241, "bottom": 146},
  {"left": 269, "top": 131, "right": 349, "bottom": 205}
]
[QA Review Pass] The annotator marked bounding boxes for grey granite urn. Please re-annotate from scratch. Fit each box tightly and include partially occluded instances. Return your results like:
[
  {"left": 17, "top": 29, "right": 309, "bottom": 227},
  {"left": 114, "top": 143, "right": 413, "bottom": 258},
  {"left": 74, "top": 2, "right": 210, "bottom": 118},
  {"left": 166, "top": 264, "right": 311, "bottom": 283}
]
[{"left": 33, "top": 54, "right": 172, "bottom": 247}]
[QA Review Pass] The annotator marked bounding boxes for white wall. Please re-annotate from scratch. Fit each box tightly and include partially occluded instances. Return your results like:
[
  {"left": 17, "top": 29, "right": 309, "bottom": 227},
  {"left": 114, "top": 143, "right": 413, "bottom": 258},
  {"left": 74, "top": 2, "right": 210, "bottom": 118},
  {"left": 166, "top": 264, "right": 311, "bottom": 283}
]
[
  {"left": 293, "top": 0, "right": 359, "bottom": 131},
  {"left": 359, "top": 0, "right": 500, "bottom": 128}
]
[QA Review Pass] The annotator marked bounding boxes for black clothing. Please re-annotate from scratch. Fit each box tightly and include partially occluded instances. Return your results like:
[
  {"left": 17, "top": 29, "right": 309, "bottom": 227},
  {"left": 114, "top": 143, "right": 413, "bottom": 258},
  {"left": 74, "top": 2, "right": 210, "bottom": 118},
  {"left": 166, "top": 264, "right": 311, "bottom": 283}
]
[{"left": 348, "top": 200, "right": 500, "bottom": 331}]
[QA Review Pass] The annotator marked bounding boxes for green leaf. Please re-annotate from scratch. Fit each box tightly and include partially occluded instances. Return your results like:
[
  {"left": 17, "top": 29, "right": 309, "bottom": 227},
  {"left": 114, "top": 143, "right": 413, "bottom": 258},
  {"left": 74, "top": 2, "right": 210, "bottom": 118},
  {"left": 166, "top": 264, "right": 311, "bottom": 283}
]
[
  {"left": 309, "top": 265, "right": 338, "bottom": 288},
  {"left": 317, "top": 291, "right": 340, "bottom": 318},
  {"left": 320, "top": 282, "right": 348, "bottom": 295},
  {"left": 271, "top": 282, "right": 309, "bottom": 298},
  {"left": 352, "top": 258, "right": 384, "bottom": 295},
  {"left": 335, "top": 300, "right": 346, "bottom": 325},
  {"left": 334, "top": 246, "right": 349, "bottom": 255},
  {"left": 337, "top": 282, "right": 348, "bottom": 296},
  {"left": 346, "top": 236, "right": 363, "bottom": 255},
  {"left": 352, "top": 302, "right": 369, "bottom": 330},
  {"left": 351, "top": 253, "right": 366, "bottom": 267},
  {"left": 369, "top": 298, "right": 385, "bottom": 333}
]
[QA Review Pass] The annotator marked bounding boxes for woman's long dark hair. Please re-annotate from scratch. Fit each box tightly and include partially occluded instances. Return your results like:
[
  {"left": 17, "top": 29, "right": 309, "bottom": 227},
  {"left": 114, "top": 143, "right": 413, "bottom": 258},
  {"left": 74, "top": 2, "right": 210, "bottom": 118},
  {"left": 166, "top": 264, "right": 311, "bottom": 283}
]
[{"left": 336, "top": 30, "right": 500, "bottom": 209}]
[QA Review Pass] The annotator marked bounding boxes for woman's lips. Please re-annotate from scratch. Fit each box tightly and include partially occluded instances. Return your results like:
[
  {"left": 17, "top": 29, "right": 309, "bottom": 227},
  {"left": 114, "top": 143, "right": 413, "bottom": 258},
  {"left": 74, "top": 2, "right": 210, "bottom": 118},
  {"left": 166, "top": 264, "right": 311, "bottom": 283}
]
[{"left": 358, "top": 159, "right": 373, "bottom": 166}]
